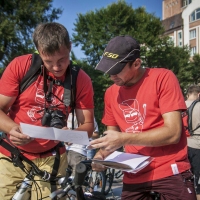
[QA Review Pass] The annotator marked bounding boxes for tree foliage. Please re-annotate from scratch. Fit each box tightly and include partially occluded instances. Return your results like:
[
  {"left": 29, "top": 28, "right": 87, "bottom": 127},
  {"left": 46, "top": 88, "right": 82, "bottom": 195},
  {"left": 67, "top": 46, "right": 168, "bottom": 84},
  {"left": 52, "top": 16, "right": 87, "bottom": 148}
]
[
  {"left": 71, "top": 53, "right": 112, "bottom": 133},
  {"left": 72, "top": 0, "right": 165, "bottom": 67},
  {"left": 181, "top": 54, "right": 200, "bottom": 88},
  {"left": 72, "top": 0, "right": 192, "bottom": 131},
  {"left": 0, "top": 0, "right": 62, "bottom": 68}
]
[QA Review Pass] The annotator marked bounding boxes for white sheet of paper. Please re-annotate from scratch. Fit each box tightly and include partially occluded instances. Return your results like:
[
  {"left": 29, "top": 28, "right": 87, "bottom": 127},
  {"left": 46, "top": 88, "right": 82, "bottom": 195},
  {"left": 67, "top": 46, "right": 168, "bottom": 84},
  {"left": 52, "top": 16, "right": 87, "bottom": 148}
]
[{"left": 20, "top": 122, "right": 89, "bottom": 145}]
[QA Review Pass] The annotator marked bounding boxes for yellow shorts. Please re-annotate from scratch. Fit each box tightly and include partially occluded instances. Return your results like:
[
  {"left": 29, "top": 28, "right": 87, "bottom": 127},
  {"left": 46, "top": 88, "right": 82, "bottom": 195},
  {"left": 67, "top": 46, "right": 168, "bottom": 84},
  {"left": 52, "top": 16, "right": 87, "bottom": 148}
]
[{"left": 0, "top": 152, "right": 68, "bottom": 200}]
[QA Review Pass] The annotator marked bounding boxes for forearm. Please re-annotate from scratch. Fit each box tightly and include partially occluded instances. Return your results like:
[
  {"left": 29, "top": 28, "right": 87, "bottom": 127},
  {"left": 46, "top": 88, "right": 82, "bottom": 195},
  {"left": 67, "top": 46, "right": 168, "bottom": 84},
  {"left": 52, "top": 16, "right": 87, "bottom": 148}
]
[
  {"left": 122, "top": 125, "right": 181, "bottom": 147},
  {"left": 90, "top": 115, "right": 182, "bottom": 153},
  {"left": 75, "top": 108, "right": 94, "bottom": 138},
  {"left": 76, "top": 122, "right": 94, "bottom": 138}
]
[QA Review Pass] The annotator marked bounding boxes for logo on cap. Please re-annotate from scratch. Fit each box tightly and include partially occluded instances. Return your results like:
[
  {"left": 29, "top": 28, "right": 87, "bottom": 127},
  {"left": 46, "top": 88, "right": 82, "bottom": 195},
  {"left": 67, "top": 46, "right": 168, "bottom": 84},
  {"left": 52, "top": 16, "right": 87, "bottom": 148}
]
[{"left": 104, "top": 52, "right": 119, "bottom": 59}]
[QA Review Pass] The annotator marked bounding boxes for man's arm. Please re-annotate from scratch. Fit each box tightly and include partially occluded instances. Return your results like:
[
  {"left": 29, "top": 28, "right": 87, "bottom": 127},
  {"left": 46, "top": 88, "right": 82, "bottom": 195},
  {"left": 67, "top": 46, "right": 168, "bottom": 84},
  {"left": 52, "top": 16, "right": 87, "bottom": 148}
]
[
  {"left": 0, "top": 94, "right": 31, "bottom": 146},
  {"left": 91, "top": 132, "right": 99, "bottom": 140},
  {"left": 75, "top": 108, "right": 94, "bottom": 138},
  {"left": 90, "top": 110, "right": 182, "bottom": 155}
]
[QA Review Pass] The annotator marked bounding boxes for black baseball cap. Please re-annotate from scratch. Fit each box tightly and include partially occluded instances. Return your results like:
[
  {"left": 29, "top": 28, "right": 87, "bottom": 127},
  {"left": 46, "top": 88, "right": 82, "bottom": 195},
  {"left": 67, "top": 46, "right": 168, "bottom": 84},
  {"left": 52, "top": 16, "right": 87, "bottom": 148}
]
[{"left": 95, "top": 35, "right": 140, "bottom": 75}]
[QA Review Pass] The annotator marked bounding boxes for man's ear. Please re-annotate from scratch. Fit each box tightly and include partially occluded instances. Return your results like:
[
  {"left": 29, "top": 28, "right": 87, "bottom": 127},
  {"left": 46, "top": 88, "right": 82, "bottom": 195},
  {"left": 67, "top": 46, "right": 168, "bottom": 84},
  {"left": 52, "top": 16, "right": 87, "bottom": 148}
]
[{"left": 134, "top": 58, "right": 142, "bottom": 68}]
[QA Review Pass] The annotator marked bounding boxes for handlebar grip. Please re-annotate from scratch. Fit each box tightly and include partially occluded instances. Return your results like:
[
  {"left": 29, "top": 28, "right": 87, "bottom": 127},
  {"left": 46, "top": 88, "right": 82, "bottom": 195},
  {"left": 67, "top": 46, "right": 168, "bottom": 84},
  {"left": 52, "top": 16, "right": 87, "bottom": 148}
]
[{"left": 74, "top": 162, "right": 87, "bottom": 186}]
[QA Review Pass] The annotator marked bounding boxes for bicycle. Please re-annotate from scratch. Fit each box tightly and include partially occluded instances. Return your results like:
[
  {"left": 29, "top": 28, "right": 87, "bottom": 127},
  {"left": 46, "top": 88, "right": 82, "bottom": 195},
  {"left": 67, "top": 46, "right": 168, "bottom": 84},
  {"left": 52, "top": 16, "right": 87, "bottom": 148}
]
[
  {"left": 0, "top": 135, "right": 68, "bottom": 200},
  {"left": 0, "top": 134, "right": 160, "bottom": 200},
  {"left": 0, "top": 132, "right": 113, "bottom": 200},
  {"left": 72, "top": 160, "right": 116, "bottom": 200},
  {"left": 101, "top": 168, "right": 115, "bottom": 195},
  {"left": 83, "top": 164, "right": 115, "bottom": 196},
  {"left": 114, "top": 170, "right": 123, "bottom": 180}
]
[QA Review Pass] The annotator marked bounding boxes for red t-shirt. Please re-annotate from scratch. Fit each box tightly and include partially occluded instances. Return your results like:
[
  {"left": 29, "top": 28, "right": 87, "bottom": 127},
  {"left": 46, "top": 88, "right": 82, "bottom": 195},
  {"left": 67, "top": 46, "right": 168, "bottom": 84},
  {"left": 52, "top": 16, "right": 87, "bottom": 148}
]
[
  {"left": 102, "top": 68, "right": 190, "bottom": 183},
  {"left": 0, "top": 54, "right": 94, "bottom": 159}
]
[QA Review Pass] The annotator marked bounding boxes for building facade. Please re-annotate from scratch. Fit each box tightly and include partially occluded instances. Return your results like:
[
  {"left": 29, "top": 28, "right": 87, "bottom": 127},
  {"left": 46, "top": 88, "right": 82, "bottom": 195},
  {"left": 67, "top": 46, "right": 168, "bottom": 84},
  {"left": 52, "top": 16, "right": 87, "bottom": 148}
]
[{"left": 162, "top": 0, "right": 200, "bottom": 56}]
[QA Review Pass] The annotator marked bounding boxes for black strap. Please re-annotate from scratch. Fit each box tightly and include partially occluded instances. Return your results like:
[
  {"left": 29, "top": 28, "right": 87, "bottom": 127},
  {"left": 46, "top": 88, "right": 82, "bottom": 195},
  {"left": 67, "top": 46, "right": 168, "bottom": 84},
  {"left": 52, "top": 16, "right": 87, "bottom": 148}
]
[
  {"left": 49, "top": 142, "right": 63, "bottom": 200},
  {"left": 19, "top": 53, "right": 43, "bottom": 94},
  {"left": 0, "top": 137, "right": 42, "bottom": 173},
  {"left": 70, "top": 64, "right": 80, "bottom": 129},
  {"left": 50, "top": 143, "right": 62, "bottom": 180},
  {"left": 187, "top": 99, "right": 200, "bottom": 136},
  {"left": 19, "top": 54, "right": 80, "bottom": 110}
]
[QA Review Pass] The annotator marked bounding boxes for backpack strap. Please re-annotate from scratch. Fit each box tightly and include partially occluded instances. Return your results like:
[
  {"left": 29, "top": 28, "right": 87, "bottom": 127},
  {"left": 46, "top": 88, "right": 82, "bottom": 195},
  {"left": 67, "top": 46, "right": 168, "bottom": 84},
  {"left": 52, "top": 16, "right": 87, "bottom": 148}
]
[
  {"left": 63, "top": 62, "right": 80, "bottom": 129},
  {"left": 187, "top": 99, "right": 200, "bottom": 136},
  {"left": 19, "top": 54, "right": 80, "bottom": 110},
  {"left": 19, "top": 53, "right": 43, "bottom": 94}
]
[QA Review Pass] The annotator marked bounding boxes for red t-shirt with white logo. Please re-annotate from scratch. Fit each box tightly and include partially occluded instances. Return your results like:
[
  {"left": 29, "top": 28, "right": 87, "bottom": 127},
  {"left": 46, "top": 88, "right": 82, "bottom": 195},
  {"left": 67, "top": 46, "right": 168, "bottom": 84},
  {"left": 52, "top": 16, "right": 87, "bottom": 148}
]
[
  {"left": 102, "top": 68, "right": 190, "bottom": 183},
  {"left": 0, "top": 54, "right": 94, "bottom": 159}
]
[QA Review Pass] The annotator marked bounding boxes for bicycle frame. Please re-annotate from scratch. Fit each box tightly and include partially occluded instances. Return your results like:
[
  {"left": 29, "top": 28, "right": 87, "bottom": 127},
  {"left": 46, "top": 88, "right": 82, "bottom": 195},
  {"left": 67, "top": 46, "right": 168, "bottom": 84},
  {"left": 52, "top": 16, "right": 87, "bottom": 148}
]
[{"left": 0, "top": 136, "right": 66, "bottom": 200}]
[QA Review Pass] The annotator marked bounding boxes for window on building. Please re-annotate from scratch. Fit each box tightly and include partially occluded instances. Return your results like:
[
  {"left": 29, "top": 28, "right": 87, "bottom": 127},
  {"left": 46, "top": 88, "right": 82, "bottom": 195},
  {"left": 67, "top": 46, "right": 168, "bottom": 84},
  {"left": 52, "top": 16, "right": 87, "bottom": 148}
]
[
  {"left": 170, "top": 21, "right": 175, "bottom": 29},
  {"left": 190, "top": 8, "right": 200, "bottom": 22},
  {"left": 182, "top": 0, "right": 192, "bottom": 7},
  {"left": 190, "top": 29, "right": 196, "bottom": 39},
  {"left": 177, "top": 31, "right": 182, "bottom": 47},
  {"left": 190, "top": 46, "right": 196, "bottom": 56}
]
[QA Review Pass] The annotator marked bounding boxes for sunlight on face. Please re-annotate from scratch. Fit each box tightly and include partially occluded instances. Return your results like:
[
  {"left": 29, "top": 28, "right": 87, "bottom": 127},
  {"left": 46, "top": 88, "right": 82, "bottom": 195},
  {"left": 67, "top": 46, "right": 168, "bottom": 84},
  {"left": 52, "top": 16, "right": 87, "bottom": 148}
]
[{"left": 39, "top": 46, "right": 70, "bottom": 77}]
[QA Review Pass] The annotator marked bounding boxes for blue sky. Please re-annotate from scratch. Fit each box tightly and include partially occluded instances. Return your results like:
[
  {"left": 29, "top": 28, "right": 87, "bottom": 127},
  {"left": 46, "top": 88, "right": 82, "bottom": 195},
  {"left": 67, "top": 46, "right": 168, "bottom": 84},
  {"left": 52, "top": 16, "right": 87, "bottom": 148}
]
[{"left": 53, "top": 0, "right": 163, "bottom": 59}]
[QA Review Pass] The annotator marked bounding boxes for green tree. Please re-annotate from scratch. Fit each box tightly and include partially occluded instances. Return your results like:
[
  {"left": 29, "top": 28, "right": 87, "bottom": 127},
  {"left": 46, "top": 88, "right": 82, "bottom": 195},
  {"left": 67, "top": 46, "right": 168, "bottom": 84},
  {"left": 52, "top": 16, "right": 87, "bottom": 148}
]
[
  {"left": 185, "top": 54, "right": 200, "bottom": 85},
  {"left": 0, "top": 0, "right": 62, "bottom": 68},
  {"left": 142, "top": 37, "right": 191, "bottom": 90},
  {"left": 72, "top": 0, "right": 165, "bottom": 67},
  {"left": 72, "top": 0, "right": 191, "bottom": 130},
  {"left": 71, "top": 56, "right": 112, "bottom": 133}
]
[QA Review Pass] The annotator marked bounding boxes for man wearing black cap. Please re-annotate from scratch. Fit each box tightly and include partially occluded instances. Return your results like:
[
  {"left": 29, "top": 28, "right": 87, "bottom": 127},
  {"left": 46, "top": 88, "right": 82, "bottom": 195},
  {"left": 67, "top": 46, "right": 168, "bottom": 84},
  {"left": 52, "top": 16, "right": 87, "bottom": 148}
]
[{"left": 89, "top": 36, "right": 196, "bottom": 199}]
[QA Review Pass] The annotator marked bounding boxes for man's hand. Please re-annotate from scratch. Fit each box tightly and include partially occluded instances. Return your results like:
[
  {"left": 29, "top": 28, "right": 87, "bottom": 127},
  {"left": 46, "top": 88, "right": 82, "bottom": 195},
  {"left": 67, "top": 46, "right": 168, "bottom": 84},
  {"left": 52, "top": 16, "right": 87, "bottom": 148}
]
[
  {"left": 9, "top": 126, "right": 32, "bottom": 146},
  {"left": 91, "top": 150, "right": 108, "bottom": 172},
  {"left": 89, "top": 130, "right": 124, "bottom": 154},
  {"left": 65, "top": 142, "right": 73, "bottom": 146}
]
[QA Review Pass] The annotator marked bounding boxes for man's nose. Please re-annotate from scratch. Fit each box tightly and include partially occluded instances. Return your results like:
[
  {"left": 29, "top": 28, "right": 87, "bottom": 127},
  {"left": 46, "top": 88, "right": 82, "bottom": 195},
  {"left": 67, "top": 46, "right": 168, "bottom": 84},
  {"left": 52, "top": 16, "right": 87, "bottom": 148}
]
[{"left": 53, "top": 63, "right": 61, "bottom": 68}]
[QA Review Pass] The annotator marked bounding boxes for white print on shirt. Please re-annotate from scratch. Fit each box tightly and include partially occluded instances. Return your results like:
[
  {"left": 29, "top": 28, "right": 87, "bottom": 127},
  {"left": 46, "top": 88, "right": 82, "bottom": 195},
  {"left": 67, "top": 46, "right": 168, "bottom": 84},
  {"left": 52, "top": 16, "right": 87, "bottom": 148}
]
[
  {"left": 27, "top": 106, "right": 43, "bottom": 121},
  {"left": 119, "top": 99, "right": 146, "bottom": 133},
  {"left": 27, "top": 79, "right": 63, "bottom": 121}
]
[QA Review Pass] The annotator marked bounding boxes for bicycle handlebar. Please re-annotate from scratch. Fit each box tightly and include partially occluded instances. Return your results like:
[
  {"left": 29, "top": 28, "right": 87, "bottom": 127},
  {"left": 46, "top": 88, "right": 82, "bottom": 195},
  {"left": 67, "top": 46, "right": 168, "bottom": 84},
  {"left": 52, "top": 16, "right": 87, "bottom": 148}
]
[{"left": 74, "top": 160, "right": 92, "bottom": 186}]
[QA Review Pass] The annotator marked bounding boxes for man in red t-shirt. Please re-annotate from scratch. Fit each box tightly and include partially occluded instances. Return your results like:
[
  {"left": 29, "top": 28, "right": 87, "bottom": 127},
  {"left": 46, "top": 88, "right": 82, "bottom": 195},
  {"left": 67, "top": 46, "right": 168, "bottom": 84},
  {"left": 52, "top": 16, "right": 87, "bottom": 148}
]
[
  {"left": 0, "top": 22, "right": 94, "bottom": 200},
  {"left": 90, "top": 35, "right": 196, "bottom": 200}
]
